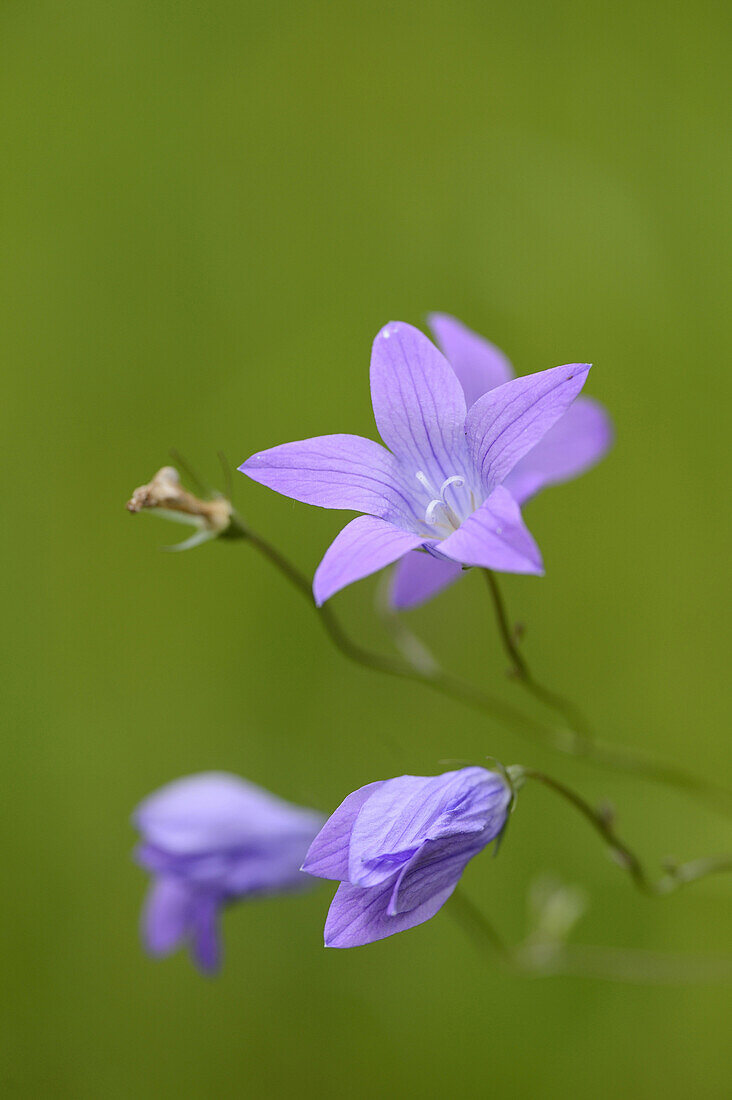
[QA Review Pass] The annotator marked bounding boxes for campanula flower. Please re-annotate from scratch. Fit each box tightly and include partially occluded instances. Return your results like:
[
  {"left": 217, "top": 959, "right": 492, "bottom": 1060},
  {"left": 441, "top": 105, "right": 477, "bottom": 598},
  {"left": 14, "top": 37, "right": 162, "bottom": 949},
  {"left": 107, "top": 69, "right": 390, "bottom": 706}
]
[
  {"left": 302, "top": 767, "right": 511, "bottom": 947},
  {"left": 391, "top": 315, "right": 613, "bottom": 607},
  {"left": 133, "top": 772, "right": 324, "bottom": 972},
  {"left": 240, "top": 321, "right": 593, "bottom": 605}
]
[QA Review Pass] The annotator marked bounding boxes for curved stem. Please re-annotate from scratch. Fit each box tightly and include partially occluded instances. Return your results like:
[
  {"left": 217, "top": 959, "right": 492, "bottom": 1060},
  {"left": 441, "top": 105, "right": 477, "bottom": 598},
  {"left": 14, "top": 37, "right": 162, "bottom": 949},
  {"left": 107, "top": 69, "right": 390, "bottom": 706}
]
[
  {"left": 227, "top": 516, "right": 732, "bottom": 816},
  {"left": 236, "top": 518, "right": 542, "bottom": 715},
  {"left": 481, "top": 568, "right": 732, "bottom": 811},
  {"left": 520, "top": 768, "right": 732, "bottom": 895},
  {"left": 483, "top": 569, "right": 594, "bottom": 738}
]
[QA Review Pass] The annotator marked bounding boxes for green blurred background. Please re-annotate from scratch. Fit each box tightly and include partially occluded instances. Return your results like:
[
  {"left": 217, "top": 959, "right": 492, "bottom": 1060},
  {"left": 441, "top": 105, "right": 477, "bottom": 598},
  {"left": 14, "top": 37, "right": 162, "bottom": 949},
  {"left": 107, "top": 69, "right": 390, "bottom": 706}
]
[{"left": 3, "top": 1, "right": 730, "bottom": 1096}]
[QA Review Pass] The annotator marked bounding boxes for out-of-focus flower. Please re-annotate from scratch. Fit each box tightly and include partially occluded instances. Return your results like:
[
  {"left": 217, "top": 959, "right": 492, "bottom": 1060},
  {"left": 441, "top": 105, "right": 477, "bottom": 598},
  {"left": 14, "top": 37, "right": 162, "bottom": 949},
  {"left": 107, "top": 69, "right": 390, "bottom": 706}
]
[
  {"left": 133, "top": 773, "right": 324, "bottom": 973},
  {"left": 519, "top": 875, "right": 588, "bottom": 970},
  {"left": 240, "top": 321, "right": 592, "bottom": 605},
  {"left": 302, "top": 767, "right": 512, "bottom": 948},
  {"left": 126, "top": 466, "right": 233, "bottom": 550},
  {"left": 391, "top": 315, "right": 613, "bottom": 608}
]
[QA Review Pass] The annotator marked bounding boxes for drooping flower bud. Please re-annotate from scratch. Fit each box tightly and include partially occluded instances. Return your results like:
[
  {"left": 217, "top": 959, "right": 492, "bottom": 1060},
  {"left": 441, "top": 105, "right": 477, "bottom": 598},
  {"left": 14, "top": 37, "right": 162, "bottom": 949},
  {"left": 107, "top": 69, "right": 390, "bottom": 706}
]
[{"left": 302, "top": 766, "right": 512, "bottom": 947}]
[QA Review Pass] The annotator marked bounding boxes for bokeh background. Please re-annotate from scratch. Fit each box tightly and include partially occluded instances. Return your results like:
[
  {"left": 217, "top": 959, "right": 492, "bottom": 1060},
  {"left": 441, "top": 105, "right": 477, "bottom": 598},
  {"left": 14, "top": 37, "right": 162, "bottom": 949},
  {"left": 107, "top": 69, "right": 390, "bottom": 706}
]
[{"left": 3, "top": 1, "right": 731, "bottom": 1096}]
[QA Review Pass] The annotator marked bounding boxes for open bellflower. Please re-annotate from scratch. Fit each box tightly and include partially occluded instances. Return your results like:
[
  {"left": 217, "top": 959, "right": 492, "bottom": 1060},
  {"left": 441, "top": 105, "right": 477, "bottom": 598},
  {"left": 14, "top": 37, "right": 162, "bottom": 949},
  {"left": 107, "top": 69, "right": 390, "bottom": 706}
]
[
  {"left": 133, "top": 773, "right": 324, "bottom": 973},
  {"left": 240, "top": 320, "right": 596, "bottom": 605},
  {"left": 302, "top": 767, "right": 511, "bottom": 947},
  {"left": 392, "top": 315, "right": 613, "bottom": 608}
]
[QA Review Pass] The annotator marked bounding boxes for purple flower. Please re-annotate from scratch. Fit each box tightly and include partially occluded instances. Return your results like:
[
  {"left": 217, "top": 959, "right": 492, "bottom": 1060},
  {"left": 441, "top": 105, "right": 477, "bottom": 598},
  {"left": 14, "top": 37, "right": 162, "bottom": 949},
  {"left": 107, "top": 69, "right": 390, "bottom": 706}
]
[
  {"left": 302, "top": 767, "right": 512, "bottom": 948},
  {"left": 240, "top": 319, "right": 598, "bottom": 606},
  {"left": 391, "top": 315, "right": 613, "bottom": 608},
  {"left": 133, "top": 773, "right": 324, "bottom": 973}
]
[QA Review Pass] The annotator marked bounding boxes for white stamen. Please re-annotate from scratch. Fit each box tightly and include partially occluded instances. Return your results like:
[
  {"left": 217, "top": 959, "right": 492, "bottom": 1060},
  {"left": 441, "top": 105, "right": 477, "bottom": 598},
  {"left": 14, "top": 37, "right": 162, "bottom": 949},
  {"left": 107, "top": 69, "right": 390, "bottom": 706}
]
[
  {"left": 416, "top": 471, "right": 471, "bottom": 535},
  {"left": 439, "top": 475, "right": 465, "bottom": 496},
  {"left": 415, "top": 470, "right": 436, "bottom": 495},
  {"left": 425, "top": 499, "right": 449, "bottom": 527}
]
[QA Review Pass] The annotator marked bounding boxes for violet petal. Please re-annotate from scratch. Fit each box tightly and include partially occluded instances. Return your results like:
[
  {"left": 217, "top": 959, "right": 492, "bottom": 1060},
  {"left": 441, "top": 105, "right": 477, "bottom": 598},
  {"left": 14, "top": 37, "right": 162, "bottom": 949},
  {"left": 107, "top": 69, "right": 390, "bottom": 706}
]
[
  {"left": 240, "top": 434, "right": 416, "bottom": 524},
  {"left": 504, "top": 396, "right": 613, "bottom": 505},
  {"left": 190, "top": 893, "right": 221, "bottom": 974},
  {"left": 370, "top": 322, "right": 469, "bottom": 490},
  {"left": 134, "top": 772, "right": 323, "bottom": 856},
  {"left": 323, "top": 878, "right": 457, "bottom": 948},
  {"left": 387, "top": 837, "right": 480, "bottom": 916},
  {"left": 428, "top": 312, "right": 514, "bottom": 406},
  {"left": 348, "top": 768, "right": 506, "bottom": 888},
  {"left": 466, "top": 363, "right": 591, "bottom": 495},
  {"left": 438, "top": 486, "right": 543, "bottom": 573},
  {"left": 302, "top": 782, "right": 384, "bottom": 881},
  {"left": 389, "top": 551, "right": 464, "bottom": 610},
  {"left": 142, "top": 877, "right": 192, "bottom": 957},
  {"left": 313, "top": 515, "right": 424, "bottom": 606}
]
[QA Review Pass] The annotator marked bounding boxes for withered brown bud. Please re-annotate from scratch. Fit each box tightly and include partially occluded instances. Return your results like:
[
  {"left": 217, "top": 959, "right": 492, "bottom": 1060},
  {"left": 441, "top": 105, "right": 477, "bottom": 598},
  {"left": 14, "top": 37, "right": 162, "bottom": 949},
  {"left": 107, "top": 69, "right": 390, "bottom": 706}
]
[{"left": 127, "top": 466, "right": 233, "bottom": 548}]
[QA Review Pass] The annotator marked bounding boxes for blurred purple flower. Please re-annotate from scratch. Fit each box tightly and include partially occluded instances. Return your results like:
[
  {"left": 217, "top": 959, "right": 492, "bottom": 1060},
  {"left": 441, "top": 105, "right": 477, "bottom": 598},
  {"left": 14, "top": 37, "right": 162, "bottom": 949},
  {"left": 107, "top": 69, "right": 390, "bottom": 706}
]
[
  {"left": 240, "top": 320, "right": 595, "bottom": 605},
  {"left": 391, "top": 315, "right": 613, "bottom": 608},
  {"left": 302, "top": 767, "right": 511, "bottom": 948},
  {"left": 133, "top": 773, "right": 324, "bottom": 973}
]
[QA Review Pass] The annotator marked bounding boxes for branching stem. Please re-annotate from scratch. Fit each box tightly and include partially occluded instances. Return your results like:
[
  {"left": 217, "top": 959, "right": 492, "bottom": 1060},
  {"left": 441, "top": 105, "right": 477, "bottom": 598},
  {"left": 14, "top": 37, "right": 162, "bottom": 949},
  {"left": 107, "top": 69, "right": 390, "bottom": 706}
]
[
  {"left": 519, "top": 768, "right": 732, "bottom": 895},
  {"left": 483, "top": 568, "right": 593, "bottom": 737},
  {"left": 228, "top": 514, "right": 732, "bottom": 817}
]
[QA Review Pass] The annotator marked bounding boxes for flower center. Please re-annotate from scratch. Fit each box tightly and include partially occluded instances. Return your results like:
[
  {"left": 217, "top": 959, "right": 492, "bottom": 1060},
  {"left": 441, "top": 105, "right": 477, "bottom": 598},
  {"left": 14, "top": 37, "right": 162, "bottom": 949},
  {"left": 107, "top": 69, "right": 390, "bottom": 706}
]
[{"left": 415, "top": 471, "right": 475, "bottom": 537}]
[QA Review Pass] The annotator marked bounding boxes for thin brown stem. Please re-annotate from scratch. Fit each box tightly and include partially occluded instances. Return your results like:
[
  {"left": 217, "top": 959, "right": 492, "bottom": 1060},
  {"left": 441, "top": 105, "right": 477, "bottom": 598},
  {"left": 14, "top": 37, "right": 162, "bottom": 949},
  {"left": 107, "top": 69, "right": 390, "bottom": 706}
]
[
  {"left": 223, "top": 516, "right": 732, "bottom": 816},
  {"left": 520, "top": 768, "right": 732, "bottom": 895},
  {"left": 483, "top": 569, "right": 594, "bottom": 738}
]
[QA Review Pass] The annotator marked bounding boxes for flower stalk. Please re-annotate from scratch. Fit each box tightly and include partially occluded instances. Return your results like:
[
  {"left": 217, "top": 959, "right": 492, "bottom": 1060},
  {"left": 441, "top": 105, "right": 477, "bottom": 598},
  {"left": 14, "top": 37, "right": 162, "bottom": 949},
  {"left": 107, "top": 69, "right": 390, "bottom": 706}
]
[
  {"left": 514, "top": 767, "right": 732, "bottom": 896},
  {"left": 483, "top": 568, "right": 594, "bottom": 741},
  {"left": 231, "top": 513, "right": 732, "bottom": 817},
  {"left": 125, "top": 466, "right": 732, "bottom": 815},
  {"left": 127, "top": 461, "right": 731, "bottom": 979}
]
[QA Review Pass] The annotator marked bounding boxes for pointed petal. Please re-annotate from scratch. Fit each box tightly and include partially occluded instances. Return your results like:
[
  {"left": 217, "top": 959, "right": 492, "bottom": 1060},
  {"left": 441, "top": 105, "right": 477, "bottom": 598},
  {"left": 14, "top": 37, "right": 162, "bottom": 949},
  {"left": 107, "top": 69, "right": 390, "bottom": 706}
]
[
  {"left": 428, "top": 313, "right": 514, "bottom": 406},
  {"left": 348, "top": 768, "right": 507, "bottom": 888},
  {"left": 503, "top": 396, "right": 613, "bottom": 504},
  {"left": 390, "top": 552, "right": 464, "bottom": 609},
  {"left": 313, "top": 516, "right": 423, "bottom": 606},
  {"left": 369, "top": 322, "right": 468, "bottom": 489},
  {"left": 302, "top": 782, "right": 384, "bottom": 881},
  {"left": 323, "top": 877, "right": 456, "bottom": 947},
  {"left": 438, "top": 486, "right": 543, "bottom": 574},
  {"left": 240, "top": 434, "right": 416, "bottom": 524},
  {"left": 465, "top": 363, "right": 591, "bottom": 494},
  {"left": 141, "top": 877, "right": 192, "bottom": 956},
  {"left": 189, "top": 894, "right": 221, "bottom": 974}
]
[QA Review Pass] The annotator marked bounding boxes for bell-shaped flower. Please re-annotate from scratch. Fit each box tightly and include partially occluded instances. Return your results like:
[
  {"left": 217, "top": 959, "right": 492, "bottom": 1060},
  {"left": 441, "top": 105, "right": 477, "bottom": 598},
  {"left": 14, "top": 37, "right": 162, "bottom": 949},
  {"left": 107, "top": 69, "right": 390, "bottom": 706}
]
[
  {"left": 302, "top": 767, "right": 512, "bottom": 947},
  {"left": 240, "top": 321, "right": 596, "bottom": 605},
  {"left": 391, "top": 315, "right": 613, "bottom": 607},
  {"left": 133, "top": 772, "right": 324, "bottom": 972}
]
